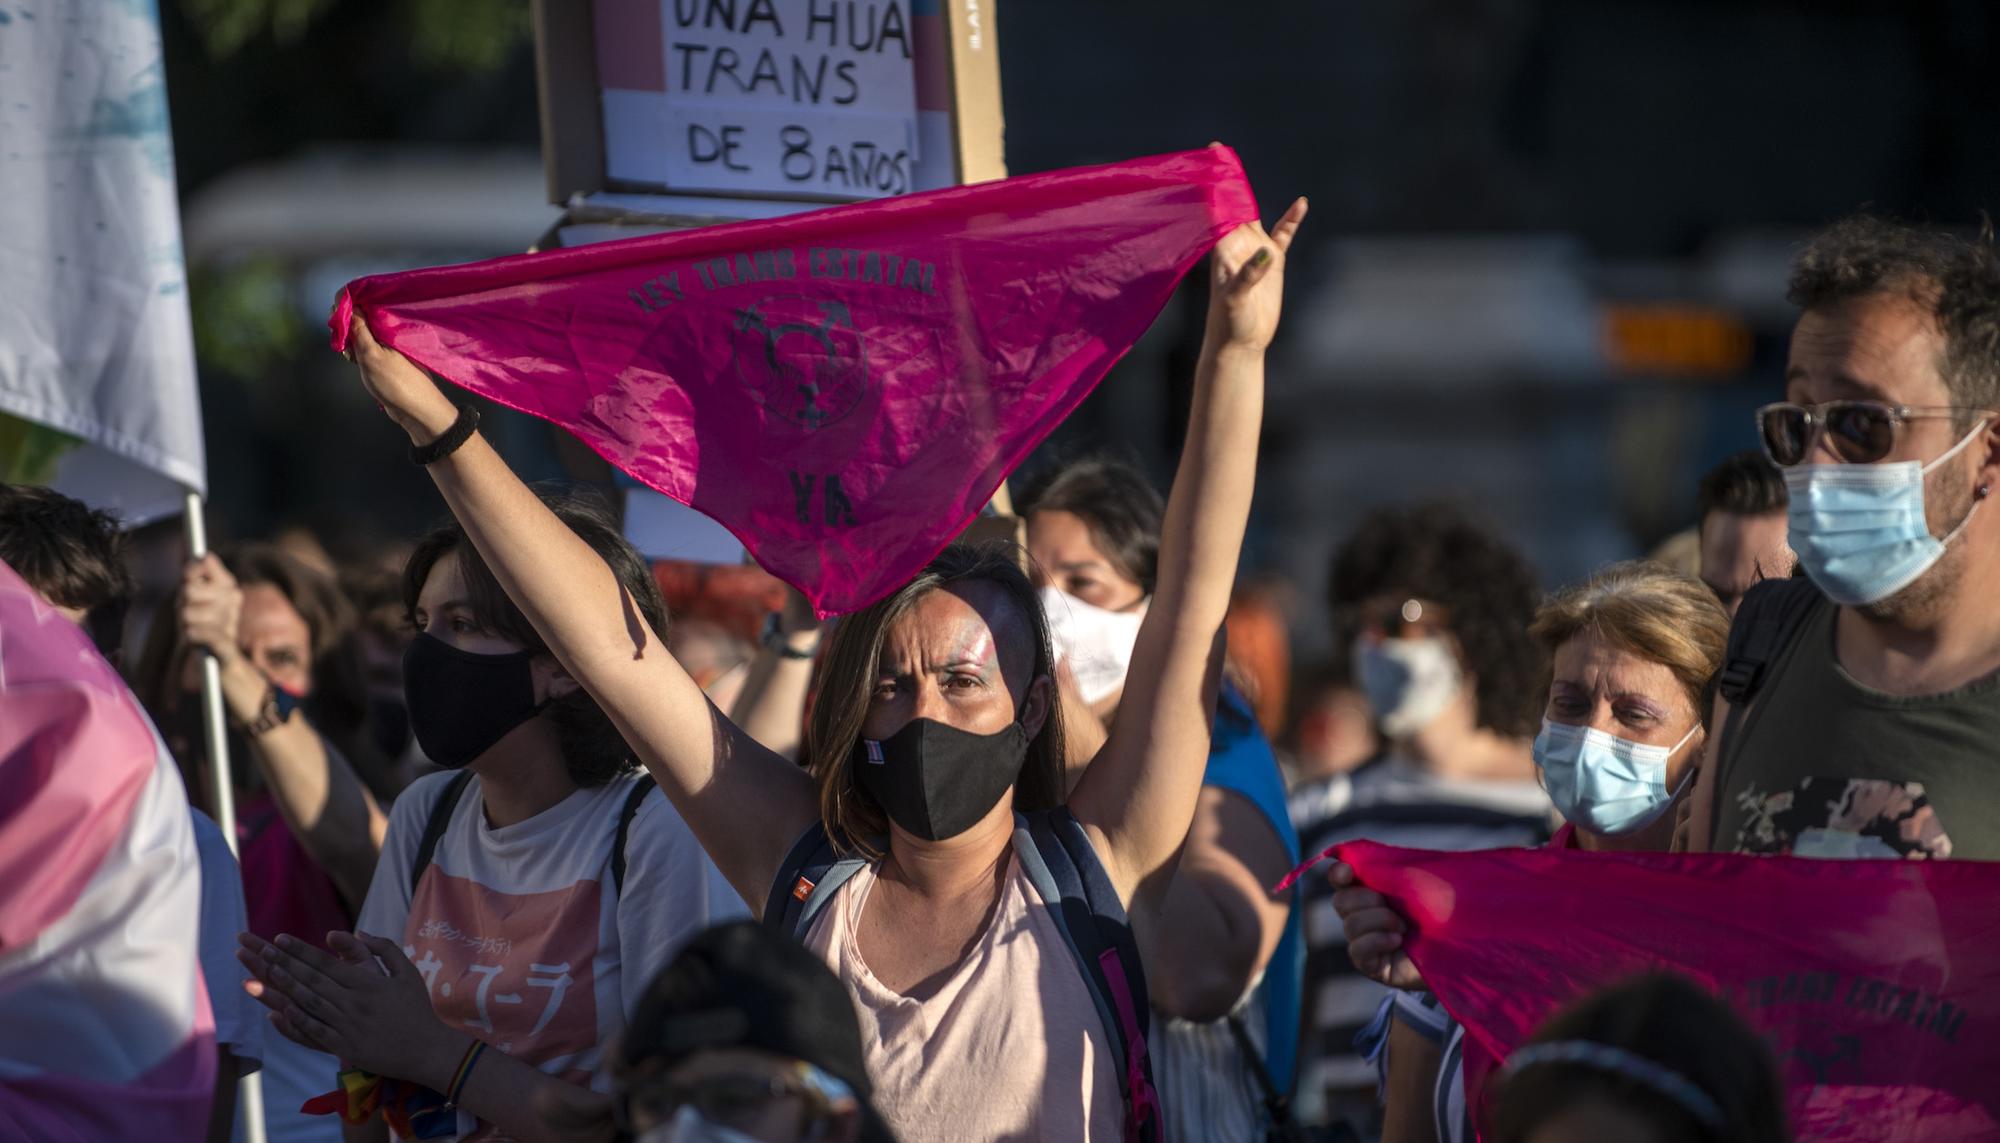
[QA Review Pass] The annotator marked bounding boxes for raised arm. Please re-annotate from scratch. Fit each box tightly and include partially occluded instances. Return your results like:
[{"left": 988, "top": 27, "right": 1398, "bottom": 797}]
[
  {"left": 1069, "top": 199, "right": 1307, "bottom": 908},
  {"left": 726, "top": 586, "right": 823, "bottom": 762},
  {"left": 179, "top": 556, "right": 386, "bottom": 907},
  {"left": 1142, "top": 787, "right": 1294, "bottom": 1020},
  {"left": 343, "top": 319, "right": 817, "bottom": 910}
]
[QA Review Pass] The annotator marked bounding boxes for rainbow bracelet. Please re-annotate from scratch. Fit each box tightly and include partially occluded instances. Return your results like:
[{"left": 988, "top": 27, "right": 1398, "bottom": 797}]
[{"left": 442, "top": 1040, "right": 489, "bottom": 1111}]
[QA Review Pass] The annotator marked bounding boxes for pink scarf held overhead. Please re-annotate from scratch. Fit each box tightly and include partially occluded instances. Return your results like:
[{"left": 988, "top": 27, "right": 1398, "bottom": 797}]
[
  {"left": 1298, "top": 839, "right": 2000, "bottom": 1142},
  {"left": 329, "top": 146, "right": 1261, "bottom": 616}
]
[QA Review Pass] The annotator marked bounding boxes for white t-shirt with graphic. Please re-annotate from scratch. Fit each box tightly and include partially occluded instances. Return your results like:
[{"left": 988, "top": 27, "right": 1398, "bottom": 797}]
[{"left": 356, "top": 769, "right": 745, "bottom": 1140}]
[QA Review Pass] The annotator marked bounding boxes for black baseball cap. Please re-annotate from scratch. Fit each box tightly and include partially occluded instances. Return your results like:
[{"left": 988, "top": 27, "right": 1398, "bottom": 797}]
[{"left": 623, "top": 921, "right": 894, "bottom": 1143}]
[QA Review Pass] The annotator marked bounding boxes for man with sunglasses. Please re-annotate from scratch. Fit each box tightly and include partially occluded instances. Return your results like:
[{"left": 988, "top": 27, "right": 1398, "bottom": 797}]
[{"left": 1686, "top": 216, "right": 2000, "bottom": 860}]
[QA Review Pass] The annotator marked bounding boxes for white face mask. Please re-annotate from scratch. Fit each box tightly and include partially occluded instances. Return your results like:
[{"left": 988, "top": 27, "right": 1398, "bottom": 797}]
[
  {"left": 1040, "top": 585, "right": 1147, "bottom": 705},
  {"left": 638, "top": 1106, "right": 767, "bottom": 1143},
  {"left": 1352, "top": 635, "right": 1462, "bottom": 738}
]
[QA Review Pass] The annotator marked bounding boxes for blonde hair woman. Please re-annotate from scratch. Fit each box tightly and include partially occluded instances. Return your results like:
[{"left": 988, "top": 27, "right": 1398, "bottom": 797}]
[{"left": 1333, "top": 561, "right": 1731, "bottom": 1143}]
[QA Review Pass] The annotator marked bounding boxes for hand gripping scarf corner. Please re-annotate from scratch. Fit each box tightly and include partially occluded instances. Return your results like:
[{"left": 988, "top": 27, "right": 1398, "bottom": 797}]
[
  {"left": 330, "top": 146, "right": 1259, "bottom": 615},
  {"left": 1282, "top": 841, "right": 2000, "bottom": 1141}
]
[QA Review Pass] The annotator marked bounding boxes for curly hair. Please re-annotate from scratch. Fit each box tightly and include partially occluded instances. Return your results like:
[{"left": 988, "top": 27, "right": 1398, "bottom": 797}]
[
  {"left": 1329, "top": 502, "right": 1544, "bottom": 738},
  {"left": 402, "top": 486, "right": 671, "bottom": 789},
  {"left": 1789, "top": 215, "right": 2000, "bottom": 428}
]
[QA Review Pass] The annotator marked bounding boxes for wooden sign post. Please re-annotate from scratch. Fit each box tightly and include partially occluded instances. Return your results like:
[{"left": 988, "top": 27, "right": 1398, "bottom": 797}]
[
  {"left": 532, "top": 0, "right": 1004, "bottom": 212},
  {"left": 529, "top": 0, "right": 1022, "bottom": 567}
]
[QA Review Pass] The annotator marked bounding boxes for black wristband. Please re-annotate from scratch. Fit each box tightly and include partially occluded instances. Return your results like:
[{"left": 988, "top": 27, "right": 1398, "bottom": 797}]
[
  {"left": 410, "top": 404, "right": 481, "bottom": 466},
  {"left": 762, "top": 613, "right": 820, "bottom": 660}
]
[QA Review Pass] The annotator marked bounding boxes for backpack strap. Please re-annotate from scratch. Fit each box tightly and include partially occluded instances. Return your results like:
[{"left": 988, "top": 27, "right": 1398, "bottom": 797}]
[
  {"left": 1018, "top": 808, "right": 1163, "bottom": 1143},
  {"left": 409, "top": 770, "right": 475, "bottom": 895},
  {"left": 1709, "top": 575, "right": 1823, "bottom": 834},
  {"left": 1717, "top": 576, "right": 1823, "bottom": 704},
  {"left": 609, "top": 775, "right": 658, "bottom": 896},
  {"left": 1226, "top": 1013, "right": 1302, "bottom": 1141},
  {"left": 762, "top": 821, "right": 871, "bottom": 936}
]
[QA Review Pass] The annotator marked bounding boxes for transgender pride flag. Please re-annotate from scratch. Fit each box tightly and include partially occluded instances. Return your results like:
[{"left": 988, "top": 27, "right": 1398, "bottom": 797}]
[{"left": 0, "top": 559, "right": 215, "bottom": 1140}]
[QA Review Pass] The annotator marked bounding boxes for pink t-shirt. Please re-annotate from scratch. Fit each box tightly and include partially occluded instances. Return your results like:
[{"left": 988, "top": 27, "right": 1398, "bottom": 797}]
[
  {"left": 357, "top": 771, "right": 743, "bottom": 1141},
  {"left": 806, "top": 853, "right": 1125, "bottom": 1142},
  {"left": 237, "top": 790, "right": 352, "bottom": 949}
]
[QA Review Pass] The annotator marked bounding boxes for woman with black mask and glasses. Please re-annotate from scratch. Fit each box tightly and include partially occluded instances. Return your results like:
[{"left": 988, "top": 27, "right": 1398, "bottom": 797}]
[{"left": 238, "top": 490, "right": 743, "bottom": 1143}]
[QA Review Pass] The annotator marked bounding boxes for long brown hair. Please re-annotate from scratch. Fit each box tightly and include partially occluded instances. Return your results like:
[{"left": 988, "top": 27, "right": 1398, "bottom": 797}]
[
  {"left": 805, "top": 542, "right": 1066, "bottom": 859},
  {"left": 131, "top": 542, "right": 391, "bottom": 807}
]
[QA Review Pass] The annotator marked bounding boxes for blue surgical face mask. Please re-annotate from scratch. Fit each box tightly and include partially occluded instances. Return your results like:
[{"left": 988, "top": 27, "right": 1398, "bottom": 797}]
[
  {"left": 1533, "top": 718, "right": 1699, "bottom": 836},
  {"left": 1784, "top": 421, "right": 1988, "bottom": 606}
]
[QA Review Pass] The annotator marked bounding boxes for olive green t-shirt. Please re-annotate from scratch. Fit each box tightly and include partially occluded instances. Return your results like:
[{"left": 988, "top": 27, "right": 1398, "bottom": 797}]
[{"left": 1714, "top": 590, "right": 2000, "bottom": 859}]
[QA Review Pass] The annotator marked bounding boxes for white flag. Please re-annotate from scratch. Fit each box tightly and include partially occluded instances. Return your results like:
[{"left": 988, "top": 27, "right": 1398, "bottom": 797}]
[{"left": 0, "top": 0, "right": 205, "bottom": 523}]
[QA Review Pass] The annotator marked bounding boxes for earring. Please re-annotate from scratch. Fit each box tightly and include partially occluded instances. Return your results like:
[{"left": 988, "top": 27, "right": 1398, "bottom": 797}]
[{"left": 1980, "top": 484, "right": 1992, "bottom": 501}]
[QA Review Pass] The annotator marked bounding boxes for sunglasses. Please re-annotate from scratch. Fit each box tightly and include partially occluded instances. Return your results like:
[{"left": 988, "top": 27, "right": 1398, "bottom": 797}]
[
  {"left": 619, "top": 1064, "right": 843, "bottom": 1134},
  {"left": 1356, "top": 598, "right": 1450, "bottom": 640},
  {"left": 1756, "top": 401, "right": 1992, "bottom": 467}
]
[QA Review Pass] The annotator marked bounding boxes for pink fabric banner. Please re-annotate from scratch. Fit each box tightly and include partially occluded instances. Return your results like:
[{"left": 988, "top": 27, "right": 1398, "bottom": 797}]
[
  {"left": 0, "top": 560, "right": 155, "bottom": 951},
  {"left": 1327, "top": 840, "right": 2000, "bottom": 1142},
  {"left": 0, "top": 559, "right": 215, "bottom": 1139},
  {"left": 330, "top": 146, "right": 1259, "bottom": 615}
]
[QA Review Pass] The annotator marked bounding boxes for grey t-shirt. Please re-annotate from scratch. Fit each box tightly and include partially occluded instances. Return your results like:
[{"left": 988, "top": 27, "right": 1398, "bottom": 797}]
[{"left": 1715, "top": 587, "right": 2000, "bottom": 859}]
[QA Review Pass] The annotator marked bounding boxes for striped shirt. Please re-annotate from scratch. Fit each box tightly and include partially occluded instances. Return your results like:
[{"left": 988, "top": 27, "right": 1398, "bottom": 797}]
[
  {"left": 1286, "top": 759, "right": 1551, "bottom": 1136},
  {"left": 1362, "top": 991, "right": 1470, "bottom": 1143},
  {"left": 1358, "top": 825, "right": 1580, "bottom": 1143}
]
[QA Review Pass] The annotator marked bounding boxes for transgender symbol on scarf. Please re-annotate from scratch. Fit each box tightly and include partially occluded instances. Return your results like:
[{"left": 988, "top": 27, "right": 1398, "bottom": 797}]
[
  {"left": 330, "top": 147, "right": 1258, "bottom": 615},
  {"left": 732, "top": 297, "right": 869, "bottom": 430}
]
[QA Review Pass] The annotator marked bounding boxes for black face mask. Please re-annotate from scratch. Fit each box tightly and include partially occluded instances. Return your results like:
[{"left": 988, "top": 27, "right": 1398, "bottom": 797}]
[
  {"left": 402, "top": 633, "right": 546, "bottom": 769},
  {"left": 850, "top": 717, "right": 1030, "bottom": 841}
]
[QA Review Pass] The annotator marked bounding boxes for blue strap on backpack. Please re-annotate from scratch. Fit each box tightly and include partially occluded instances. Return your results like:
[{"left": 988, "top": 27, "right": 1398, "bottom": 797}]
[{"left": 762, "top": 810, "right": 1163, "bottom": 1142}]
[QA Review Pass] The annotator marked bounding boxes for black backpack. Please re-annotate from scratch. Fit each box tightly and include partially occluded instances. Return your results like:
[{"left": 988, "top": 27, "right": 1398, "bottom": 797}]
[
  {"left": 408, "top": 771, "right": 659, "bottom": 895},
  {"left": 762, "top": 808, "right": 1164, "bottom": 1143},
  {"left": 1709, "top": 575, "right": 1825, "bottom": 818},
  {"left": 1716, "top": 575, "right": 1825, "bottom": 707}
]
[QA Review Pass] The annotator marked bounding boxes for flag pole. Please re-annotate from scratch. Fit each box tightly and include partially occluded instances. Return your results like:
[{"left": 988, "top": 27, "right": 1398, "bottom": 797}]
[{"left": 181, "top": 489, "right": 268, "bottom": 1143}]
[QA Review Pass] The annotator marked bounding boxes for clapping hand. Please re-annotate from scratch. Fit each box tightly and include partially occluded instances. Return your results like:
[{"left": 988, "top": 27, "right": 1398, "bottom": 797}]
[{"left": 238, "top": 930, "right": 463, "bottom": 1086}]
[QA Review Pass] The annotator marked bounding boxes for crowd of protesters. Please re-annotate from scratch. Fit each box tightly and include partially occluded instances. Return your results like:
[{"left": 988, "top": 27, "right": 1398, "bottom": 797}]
[{"left": 9, "top": 201, "right": 2000, "bottom": 1143}]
